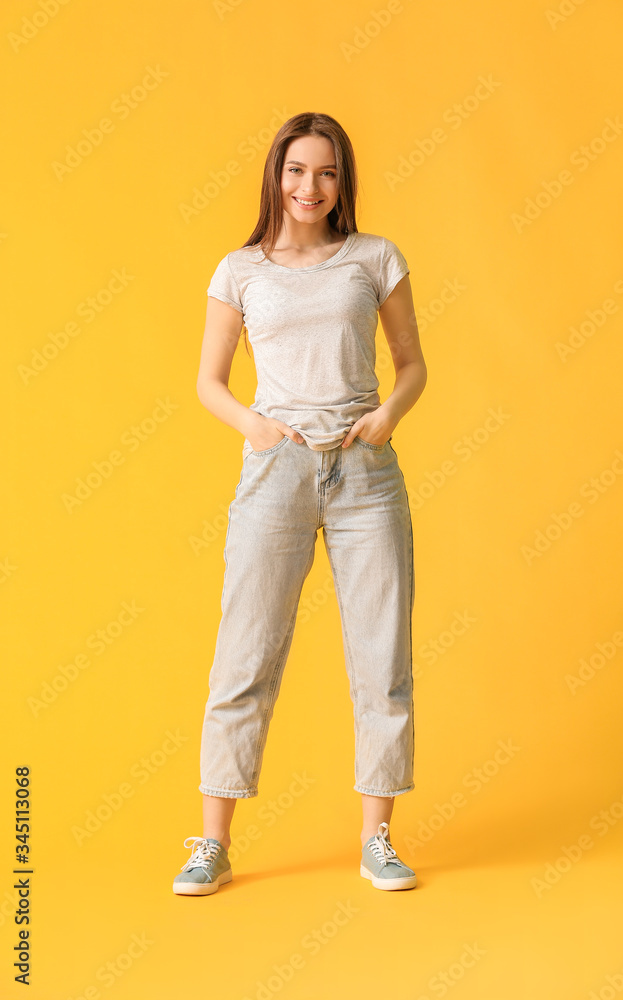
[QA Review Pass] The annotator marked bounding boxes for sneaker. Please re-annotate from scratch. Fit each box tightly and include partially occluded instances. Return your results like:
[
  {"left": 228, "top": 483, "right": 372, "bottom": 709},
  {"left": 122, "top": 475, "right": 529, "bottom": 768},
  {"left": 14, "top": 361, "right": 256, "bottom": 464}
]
[
  {"left": 360, "top": 822, "right": 417, "bottom": 890},
  {"left": 172, "top": 836, "right": 233, "bottom": 896}
]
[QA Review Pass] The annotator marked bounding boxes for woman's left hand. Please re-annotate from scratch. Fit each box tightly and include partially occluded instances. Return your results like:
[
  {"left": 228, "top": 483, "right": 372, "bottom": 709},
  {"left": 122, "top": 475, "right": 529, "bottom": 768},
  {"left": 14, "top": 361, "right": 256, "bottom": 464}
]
[{"left": 341, "top": 406, "right": 395, "bottom": 448}]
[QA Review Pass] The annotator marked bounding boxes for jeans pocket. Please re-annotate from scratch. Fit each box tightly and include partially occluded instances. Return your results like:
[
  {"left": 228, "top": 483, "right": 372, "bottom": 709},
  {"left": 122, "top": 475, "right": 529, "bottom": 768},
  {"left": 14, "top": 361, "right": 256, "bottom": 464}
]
[
  {"left": 251, "top": 435, "right": 289, "bottom": 456},
  {"left": 355, "top": 435, "right": 387, "bottom": 451}
]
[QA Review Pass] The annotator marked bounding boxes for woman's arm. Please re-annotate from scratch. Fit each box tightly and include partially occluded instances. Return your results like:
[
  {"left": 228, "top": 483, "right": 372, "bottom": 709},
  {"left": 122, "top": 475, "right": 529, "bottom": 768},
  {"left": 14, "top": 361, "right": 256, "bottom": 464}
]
[
  {"left": 197, "top": 296, "right": 304, "bottom": 449},
  {"left": 342, "top": 274, "right": 427, "bottom": 447},
  {"left": 378, "top": 273, "right": 428, "bottom": 421},
  {"left": 196, "top": 296, "right": 258, "bottom": 439}
]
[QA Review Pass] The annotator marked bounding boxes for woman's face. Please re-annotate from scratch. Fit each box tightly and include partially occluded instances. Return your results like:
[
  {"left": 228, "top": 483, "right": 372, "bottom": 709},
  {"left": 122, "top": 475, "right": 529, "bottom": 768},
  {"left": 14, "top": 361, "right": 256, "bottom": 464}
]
[{"left": 280, "top": 134, "right": 339, "bottom": 227}]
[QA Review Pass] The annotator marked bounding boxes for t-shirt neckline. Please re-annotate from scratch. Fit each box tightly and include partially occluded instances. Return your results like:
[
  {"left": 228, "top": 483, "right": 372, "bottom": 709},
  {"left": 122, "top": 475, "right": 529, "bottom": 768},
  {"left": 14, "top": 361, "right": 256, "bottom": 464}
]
[{"left": 261, "top": 231, "right": 356, "bottom": 272}]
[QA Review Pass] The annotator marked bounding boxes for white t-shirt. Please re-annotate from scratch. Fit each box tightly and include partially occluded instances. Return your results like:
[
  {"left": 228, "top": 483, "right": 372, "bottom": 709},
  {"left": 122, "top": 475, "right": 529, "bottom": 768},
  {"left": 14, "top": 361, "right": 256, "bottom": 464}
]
[{"left": 206, "top": 231, "right": 410, "bottom": 458}]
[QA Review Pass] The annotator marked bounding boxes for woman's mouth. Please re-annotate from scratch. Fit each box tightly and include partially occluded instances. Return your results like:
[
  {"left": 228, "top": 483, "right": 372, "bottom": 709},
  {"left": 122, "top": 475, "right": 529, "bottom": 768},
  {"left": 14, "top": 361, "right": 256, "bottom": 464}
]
[{"left": 293, "top": 197, "right": 323, "bottom": 209}]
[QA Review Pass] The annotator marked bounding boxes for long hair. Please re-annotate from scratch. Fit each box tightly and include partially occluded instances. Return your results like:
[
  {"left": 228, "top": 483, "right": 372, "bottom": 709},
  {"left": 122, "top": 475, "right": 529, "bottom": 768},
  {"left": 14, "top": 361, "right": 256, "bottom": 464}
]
[{"left": 235, "top": 112, "right": 359, "bottom": 354}]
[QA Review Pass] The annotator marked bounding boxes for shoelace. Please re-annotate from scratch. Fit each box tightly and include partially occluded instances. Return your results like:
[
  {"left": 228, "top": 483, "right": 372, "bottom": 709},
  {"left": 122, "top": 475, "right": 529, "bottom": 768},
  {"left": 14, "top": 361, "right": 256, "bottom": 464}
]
[
  {"left": 367, "top": 822, "right": 410, "bottom": 869},
  {"left": 180, "top": 836, "right": 220, "bottom": 873}
]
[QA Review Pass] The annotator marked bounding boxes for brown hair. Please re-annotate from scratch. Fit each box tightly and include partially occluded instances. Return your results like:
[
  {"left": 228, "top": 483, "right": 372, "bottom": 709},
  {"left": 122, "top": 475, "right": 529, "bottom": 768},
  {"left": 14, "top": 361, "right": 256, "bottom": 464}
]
[{"left": 235, "top": 112, "right": 359, "bottom": 354}]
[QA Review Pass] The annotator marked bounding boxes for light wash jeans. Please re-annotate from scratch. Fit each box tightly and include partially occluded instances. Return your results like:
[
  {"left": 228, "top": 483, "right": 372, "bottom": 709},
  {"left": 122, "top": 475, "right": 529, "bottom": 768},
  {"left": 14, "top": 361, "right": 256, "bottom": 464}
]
[{"left": 198, "top": 433, "right": 415, "bottom": 799}]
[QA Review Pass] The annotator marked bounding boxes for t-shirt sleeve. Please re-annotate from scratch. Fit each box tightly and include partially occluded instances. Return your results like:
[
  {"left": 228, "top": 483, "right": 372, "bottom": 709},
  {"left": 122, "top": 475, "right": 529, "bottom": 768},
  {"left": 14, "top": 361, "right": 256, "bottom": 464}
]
[
  {"left": 206, "top": 254, "right": 243, "bottom": 314},
  {"left": 377, "top": 237, "right": 410, "bottom": 307}
]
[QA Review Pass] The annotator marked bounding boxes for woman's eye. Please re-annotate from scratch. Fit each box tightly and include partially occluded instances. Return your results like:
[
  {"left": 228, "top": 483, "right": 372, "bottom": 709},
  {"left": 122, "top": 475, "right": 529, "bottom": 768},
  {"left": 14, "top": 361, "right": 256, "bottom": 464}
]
[{"left": 287, "top": 168, "right": 336, "bottom": 177}]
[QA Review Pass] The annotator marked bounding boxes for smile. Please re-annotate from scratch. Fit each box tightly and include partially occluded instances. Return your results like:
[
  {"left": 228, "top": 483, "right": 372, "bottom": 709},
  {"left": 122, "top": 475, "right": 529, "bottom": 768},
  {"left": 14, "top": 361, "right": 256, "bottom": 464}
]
[{"left": 293, "top": 197, "right": 323, "bottom": 207}]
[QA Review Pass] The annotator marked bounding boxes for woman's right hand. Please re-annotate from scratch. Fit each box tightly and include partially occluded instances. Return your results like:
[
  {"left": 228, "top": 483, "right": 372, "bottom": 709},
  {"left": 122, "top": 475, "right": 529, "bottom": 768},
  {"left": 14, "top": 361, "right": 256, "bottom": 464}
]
[{"left": 246, "top": 414, "right": 305, "bottom": 452}]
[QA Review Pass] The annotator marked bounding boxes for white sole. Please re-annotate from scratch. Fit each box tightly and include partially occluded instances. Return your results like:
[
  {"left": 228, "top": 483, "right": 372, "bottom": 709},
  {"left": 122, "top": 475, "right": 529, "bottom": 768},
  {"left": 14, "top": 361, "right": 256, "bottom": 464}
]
[
  {"left": 172, "top": 868, "right": 233, "bottom": 896},
  {"left": 360, "top": 864, "right": 417, "bottom": 890}
]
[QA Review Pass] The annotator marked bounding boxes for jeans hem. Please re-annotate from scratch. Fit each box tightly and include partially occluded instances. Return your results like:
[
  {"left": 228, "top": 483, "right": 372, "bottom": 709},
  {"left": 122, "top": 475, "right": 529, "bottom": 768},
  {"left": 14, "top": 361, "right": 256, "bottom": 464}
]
[
  {"left": 354, "top": 782, "right": 414, "bottom": 797},
  {"left": 198, "top": 784, "right": 258, "bottom": 799}
]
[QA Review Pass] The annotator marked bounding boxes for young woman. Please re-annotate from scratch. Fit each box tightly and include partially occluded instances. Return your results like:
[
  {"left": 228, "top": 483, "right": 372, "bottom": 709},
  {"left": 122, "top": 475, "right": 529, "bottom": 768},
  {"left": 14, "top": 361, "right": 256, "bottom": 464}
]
[{"left": 173, "top": 111, "right": 427, "bottom": 896}]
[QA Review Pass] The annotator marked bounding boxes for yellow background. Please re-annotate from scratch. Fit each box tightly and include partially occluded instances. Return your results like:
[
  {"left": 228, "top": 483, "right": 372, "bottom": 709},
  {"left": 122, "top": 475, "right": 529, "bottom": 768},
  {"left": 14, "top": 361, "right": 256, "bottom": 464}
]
[{"left": 2, "top": 0, "right": 623, "bottom": 997}]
